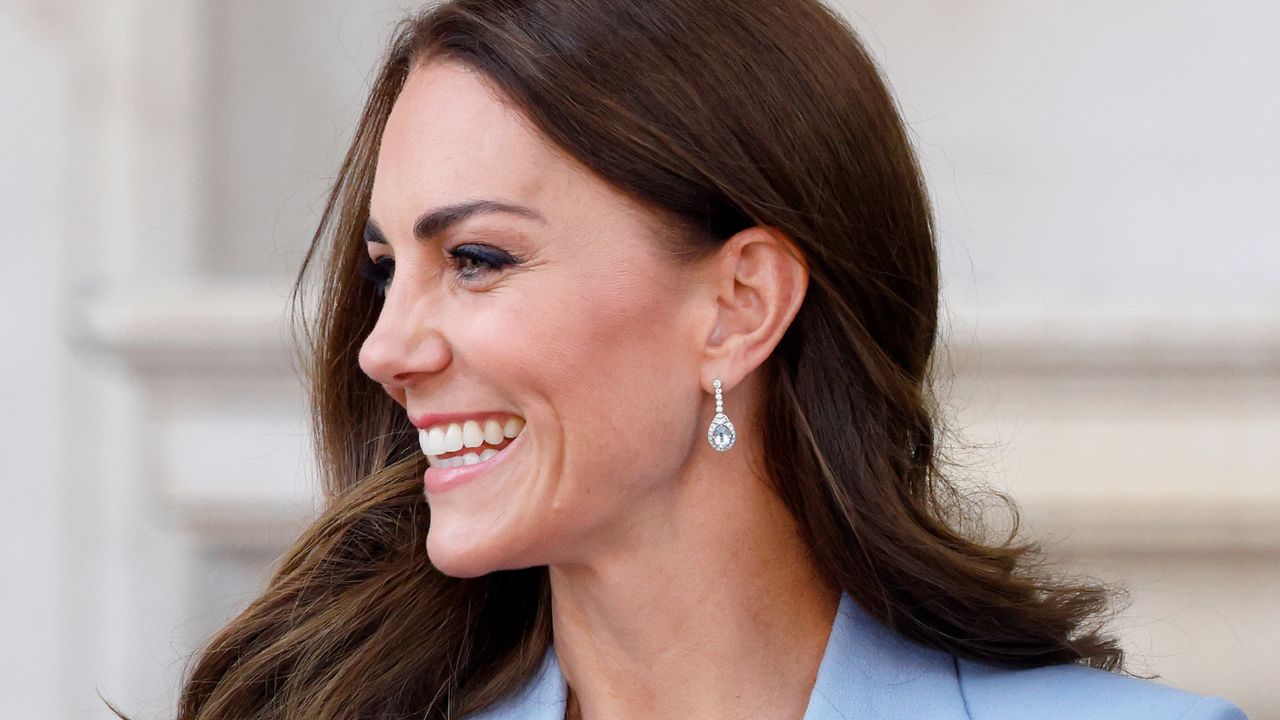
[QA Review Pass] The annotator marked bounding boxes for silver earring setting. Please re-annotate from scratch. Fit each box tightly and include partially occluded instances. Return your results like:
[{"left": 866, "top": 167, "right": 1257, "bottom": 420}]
[{"left": 706, "top": 378, "right": 736, "bottom": 452}]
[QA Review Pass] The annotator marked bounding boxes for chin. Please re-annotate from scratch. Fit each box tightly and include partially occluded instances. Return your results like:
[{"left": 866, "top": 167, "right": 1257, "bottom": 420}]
[{"left": 425, "top": 519, "right": 535, "bottom": 578}]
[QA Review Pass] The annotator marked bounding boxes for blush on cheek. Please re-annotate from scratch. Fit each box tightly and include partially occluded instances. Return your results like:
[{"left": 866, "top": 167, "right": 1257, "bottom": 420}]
[
  {"left": 578, "top": 266, "right": 673, "bottom": 346},
  {"left": 569, "top": 290, "right": 694, "bottom": 463}
]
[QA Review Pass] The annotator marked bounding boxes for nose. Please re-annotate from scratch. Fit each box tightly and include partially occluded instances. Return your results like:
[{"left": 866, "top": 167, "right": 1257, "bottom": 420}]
[{"left": 357, "top": 287, "right": 452, "bottom": 392}]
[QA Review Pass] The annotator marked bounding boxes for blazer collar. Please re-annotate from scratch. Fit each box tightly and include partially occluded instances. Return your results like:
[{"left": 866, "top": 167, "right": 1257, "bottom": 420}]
[{"left": 465, "top": 591, "right": 970, "bottom": 720}]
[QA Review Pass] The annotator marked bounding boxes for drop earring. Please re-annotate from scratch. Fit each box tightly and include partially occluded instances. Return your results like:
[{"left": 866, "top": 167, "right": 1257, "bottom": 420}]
[{"left": 706, "top": 378, "right": 736, "bottom": 452}]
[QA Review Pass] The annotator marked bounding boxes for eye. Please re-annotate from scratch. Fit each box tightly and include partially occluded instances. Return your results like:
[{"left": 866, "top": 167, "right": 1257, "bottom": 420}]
[
  {"left": 356, "top": 254, "right": 395, "bottom": 297},
  {"left": 447, "top": 244, "right": 519, "bottom": 284}
]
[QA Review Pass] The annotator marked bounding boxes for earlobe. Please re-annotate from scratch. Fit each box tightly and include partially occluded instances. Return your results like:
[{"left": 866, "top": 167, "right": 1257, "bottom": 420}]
[{"left": 697, "top": 226, "right": 809, "bottom": 392}]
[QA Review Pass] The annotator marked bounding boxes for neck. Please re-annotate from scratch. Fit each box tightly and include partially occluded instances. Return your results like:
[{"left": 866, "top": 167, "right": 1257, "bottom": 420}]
[{"left": 546, "top": 441, "right": 839, "bottom": 720}]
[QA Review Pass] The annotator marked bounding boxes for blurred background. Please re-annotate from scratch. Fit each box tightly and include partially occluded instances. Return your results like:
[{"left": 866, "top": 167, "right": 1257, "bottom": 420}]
[{"left": 2, "top": 1, "right": 1276, "bottom": 717}]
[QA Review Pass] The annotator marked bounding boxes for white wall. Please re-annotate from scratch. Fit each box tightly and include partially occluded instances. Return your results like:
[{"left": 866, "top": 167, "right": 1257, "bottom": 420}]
[
  {"left": 1, "top": 7, "right": 72, "bottom": 717},
  {"left": 848, "top": 1, "right": 1280, "bottom": 314},
  {"left": 1, "top": 1, "right": 1274, "bottom": 718}
]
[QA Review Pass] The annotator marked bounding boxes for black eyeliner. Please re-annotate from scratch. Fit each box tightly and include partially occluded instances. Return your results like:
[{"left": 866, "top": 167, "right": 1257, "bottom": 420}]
[
  {"left": 450, "top": 244, "right": 518, "bottom": 267},
  {"left": 356, "top": 254, "right": 394, "bottom": 295}
]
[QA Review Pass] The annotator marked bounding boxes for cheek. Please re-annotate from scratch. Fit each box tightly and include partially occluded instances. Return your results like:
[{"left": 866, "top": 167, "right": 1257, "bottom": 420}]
[
  {"left": 540, "top": 274, "right": 701, "bottom": 495},
  {"left": 452, "top": 265, "right": 701, "bottom": 545}
]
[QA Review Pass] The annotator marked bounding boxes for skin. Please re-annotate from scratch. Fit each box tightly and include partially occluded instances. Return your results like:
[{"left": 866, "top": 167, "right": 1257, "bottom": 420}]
[{"left": 359, "top": 58, "right": 838, "bottom": 720}]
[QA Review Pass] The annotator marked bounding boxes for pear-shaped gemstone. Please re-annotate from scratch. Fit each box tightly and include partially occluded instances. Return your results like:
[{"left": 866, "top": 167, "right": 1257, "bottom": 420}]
[{"left": 707, "top": 412, "right": 736, "bottom": 452}]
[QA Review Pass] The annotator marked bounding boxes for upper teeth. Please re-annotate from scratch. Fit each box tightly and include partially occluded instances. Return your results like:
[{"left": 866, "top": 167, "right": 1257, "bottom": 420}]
[{"left": 420, "top": 415, "right": 524, "bottom": 467}]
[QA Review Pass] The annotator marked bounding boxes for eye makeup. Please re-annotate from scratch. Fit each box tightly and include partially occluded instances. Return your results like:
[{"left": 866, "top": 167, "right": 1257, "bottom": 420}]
[
  {"left": 356, "top": 244, "right": 521, "bottom": 296},
  {"left": 448, "top": 243, "right": 518, "bottom": 283},
  {"left": 357, "top": 254, "right": 395, "bottom": 297}
]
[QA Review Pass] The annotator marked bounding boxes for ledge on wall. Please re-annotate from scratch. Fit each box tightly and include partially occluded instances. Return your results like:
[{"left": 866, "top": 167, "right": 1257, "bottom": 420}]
[
  {"left": 71, "top": 278, "right": 309, "bottom": 372},
  {"left": 938, "top": 302, "right": 1280, "bottom": 376},
  {"left": 168, "top": 496, "right": 319, "bottom": 552}
]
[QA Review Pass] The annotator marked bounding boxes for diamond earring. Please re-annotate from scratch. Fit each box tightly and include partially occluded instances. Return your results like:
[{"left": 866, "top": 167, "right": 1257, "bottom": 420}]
[{"left": 706, "top": 378, "right": 736, "bottom": 452}]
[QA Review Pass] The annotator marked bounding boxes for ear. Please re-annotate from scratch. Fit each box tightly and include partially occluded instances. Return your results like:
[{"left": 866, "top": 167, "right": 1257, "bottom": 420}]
[{"left": 698, "top": 225, "right": 809, "bottom": 393}]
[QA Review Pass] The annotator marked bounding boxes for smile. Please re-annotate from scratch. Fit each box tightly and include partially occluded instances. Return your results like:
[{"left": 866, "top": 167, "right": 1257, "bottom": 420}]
[{"left": 420, "top": 415, "right": 525, "bottom": 468}]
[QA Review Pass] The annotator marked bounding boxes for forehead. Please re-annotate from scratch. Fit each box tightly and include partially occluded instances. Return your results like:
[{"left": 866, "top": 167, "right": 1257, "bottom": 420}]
[{"left": 370, "top": 59, "right": 574, "bottom": 228}]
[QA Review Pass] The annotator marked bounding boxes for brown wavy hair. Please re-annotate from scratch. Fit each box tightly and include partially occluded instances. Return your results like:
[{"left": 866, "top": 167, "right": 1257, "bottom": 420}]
[{"left": 119, "top": 0, "right": 1140, "bottom": 717}]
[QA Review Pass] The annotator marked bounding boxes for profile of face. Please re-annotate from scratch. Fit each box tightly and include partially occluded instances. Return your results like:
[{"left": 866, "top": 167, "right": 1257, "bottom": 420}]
[{"left": 359, "top": 59, "right": 720, "bottom": 577}]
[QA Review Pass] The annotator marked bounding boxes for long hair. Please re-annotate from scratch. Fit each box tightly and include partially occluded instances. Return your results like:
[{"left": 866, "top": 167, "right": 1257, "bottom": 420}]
[{"left": 151, "top": 1, "right": 1135, "bottom": 717}]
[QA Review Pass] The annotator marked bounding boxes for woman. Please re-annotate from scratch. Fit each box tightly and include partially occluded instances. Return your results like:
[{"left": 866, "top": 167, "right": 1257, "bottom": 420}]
[{"left": 154, "top": 1, "right": 1248, "bottom": 718}]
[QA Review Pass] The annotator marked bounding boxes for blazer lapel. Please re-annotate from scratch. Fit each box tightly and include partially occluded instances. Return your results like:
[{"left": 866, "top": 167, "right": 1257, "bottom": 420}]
[
  {"left": 464, "top": 591, "right": 970, "bottom": 720},
  {"left": 802, "top": 591, "right": 970, "bottom": 720}
]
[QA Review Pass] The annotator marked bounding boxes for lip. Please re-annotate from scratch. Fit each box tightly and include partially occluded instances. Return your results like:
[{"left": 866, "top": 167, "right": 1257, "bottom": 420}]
[{"left": 423, "top": 425, "right": 527, "bottom": 494}]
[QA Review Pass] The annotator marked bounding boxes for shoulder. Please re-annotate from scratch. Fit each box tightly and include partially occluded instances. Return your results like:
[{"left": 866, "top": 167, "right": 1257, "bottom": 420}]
[{"left": 954, "top": 657, "right": 1249, "bottom": 720}]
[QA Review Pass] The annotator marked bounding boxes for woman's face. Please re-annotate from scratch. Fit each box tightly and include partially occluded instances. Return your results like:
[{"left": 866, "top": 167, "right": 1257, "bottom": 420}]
[{"left": 360, "top": 59, "right": 714, "bottom": 577}]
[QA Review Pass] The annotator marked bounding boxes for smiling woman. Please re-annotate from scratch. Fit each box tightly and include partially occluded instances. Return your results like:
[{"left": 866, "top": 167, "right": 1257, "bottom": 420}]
[{"left": 126, "top": 2, "right": 1250, "bottom": 720}]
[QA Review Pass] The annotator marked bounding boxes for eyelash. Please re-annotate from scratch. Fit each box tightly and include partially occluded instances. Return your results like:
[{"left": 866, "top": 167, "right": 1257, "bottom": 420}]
[{"left": 356, "top": 245, "right": 517, "bottom": 297}]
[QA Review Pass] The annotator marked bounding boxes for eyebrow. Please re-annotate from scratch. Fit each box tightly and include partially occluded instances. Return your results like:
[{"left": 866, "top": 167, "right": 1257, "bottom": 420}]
[{"left": 364, "top": 200, "right": 545, "bottom": 244}]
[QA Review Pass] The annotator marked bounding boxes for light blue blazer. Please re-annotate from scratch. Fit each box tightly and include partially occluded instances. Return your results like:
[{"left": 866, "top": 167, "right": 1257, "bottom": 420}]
[{"left": 465, "top": 591, "right": 1249, "bottom": 719}]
